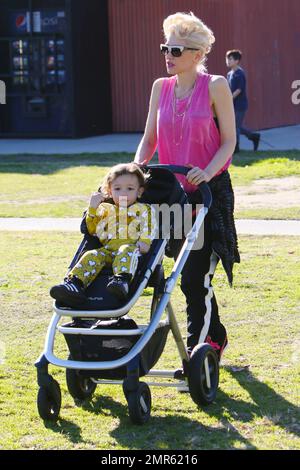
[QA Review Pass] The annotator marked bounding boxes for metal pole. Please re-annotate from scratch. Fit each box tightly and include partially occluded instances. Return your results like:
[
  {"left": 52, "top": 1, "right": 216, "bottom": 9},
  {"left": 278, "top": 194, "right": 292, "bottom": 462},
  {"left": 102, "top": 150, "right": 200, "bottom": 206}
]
[{"left": 166, "top": 302, "right": 189, "bottom": 363}]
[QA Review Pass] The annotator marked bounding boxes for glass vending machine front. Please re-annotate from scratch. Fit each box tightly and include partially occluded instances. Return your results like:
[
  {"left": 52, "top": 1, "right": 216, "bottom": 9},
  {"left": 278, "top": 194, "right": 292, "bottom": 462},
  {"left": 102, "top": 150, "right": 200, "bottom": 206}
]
[
  {"left": 6, "top": 5, "right": 69, "bottom": 134},
  {"left": 45, "top": 38, "right": 66, "bottom": 90},
  {"left": 12, "top": 39, "right": 30, "bottom": 88}
]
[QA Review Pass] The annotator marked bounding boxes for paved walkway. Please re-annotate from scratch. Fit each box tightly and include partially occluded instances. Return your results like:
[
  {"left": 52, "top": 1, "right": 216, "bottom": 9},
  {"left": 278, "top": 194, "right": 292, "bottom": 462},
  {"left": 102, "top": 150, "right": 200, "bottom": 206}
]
[
  {"left": 0, "top": 125, "right": 299, "bottom": 154},
  {"left": 1, "top": 126, "right": 299, "bottom": 235},
  {"left": 0, "top": 218, "right": 299, "bottom": 236}
]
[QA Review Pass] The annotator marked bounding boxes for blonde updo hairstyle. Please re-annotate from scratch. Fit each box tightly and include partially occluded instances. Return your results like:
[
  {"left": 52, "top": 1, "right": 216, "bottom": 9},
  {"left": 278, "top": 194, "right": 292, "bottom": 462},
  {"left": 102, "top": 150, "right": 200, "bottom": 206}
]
[{"left": 163, "top": 12, "right": 215, "bottom": 72}]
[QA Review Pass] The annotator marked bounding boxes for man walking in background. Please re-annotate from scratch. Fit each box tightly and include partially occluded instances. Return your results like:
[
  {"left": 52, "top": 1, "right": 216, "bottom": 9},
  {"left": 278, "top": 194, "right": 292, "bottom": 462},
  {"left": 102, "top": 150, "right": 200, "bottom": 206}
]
[{"left": 226, "top": 49, "right": 260, "bottom": 153}]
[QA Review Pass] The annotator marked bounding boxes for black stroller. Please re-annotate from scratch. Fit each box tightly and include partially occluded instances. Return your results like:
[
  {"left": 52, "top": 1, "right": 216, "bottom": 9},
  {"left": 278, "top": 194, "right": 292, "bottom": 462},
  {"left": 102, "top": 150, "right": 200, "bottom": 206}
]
[{"left": 35, "top": 165, "right": 220, "bottom": 425}]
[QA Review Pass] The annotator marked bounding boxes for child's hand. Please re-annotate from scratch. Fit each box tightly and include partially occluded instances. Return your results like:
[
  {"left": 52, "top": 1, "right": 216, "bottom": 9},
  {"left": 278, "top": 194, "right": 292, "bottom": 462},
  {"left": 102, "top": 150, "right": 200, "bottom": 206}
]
[
  {"left": 89, "top": 191, "right": 105, "bottom": 209},
  {"left": 137, "top": 241, "right": 150, "bottom": 254}
]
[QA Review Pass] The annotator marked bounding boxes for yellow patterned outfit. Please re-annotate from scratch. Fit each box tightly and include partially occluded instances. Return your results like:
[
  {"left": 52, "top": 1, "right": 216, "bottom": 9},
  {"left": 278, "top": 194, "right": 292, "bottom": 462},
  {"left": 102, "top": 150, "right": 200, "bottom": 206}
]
[{"left": 69, "top": 202, "right": 157, "bottom": 287}]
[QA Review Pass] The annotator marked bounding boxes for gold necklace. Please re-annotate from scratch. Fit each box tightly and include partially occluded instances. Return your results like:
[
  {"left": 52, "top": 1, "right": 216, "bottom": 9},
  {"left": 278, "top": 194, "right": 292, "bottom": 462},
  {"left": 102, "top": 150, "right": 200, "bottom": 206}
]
[{"left": 172, "top": 78, "right": 197, "bottom": 145}]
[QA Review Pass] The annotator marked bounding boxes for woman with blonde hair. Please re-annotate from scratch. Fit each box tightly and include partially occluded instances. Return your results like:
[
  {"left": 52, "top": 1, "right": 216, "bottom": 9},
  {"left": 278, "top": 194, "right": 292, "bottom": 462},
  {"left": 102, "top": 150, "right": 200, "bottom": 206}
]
[{"left": 135, "top": 12, "right": 240, "bottom": 361}]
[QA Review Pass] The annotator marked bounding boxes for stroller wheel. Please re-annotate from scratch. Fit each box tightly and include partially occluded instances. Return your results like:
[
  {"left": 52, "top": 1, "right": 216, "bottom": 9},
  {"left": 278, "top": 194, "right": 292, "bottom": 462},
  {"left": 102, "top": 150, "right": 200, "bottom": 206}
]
[
  {"left": 127, "top": 382, "right": 151, "bottom": 425},
  {"left": 66, "top": 361, "right": 97, "bottom": 401},
  {"left": 188, "top": 343, "right": 219, "bottom": 407},
  {"left": 37, "top": 379, "right": 61, "bottom": 421}
]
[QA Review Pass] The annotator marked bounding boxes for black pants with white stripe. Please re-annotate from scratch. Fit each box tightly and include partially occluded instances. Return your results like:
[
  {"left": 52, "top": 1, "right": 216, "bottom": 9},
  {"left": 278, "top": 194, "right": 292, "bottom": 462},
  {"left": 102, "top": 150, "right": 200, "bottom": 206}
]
[{"left": 178, "top": 212, "right": 227, "bottom": 355}]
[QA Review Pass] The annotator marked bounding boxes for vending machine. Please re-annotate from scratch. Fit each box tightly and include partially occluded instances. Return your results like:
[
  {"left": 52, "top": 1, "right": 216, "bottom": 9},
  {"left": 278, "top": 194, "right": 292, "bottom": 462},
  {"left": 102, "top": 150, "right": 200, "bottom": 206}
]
[{"left": 0, "top": 0, "right": 112, "bottom": 137}]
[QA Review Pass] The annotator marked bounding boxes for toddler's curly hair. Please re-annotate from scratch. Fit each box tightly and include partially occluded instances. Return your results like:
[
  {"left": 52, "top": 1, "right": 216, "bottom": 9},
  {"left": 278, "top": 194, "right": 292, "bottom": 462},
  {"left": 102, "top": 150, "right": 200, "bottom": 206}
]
[{"left": 100, "top": 163, "right": 149, "bottom": 198}]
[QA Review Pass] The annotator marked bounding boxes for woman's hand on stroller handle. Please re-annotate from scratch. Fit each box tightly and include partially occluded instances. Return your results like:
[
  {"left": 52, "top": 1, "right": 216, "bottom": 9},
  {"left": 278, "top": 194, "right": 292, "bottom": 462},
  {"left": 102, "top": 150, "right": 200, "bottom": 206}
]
[
  {"left": 186, "top": 164, "right": 211, "bottom": 185},
  {"left": 145, "top": 164, "right": 213, "bottom": 209}
]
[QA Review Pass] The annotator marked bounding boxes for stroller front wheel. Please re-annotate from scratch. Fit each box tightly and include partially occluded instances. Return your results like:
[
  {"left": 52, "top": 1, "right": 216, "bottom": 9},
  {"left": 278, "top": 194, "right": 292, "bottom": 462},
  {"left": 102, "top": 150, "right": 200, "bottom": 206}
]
[
  {"left": 66, "top": 364, "right": 97, "bottom": 401},
  {"left": 188, "top": 343, "right": 219, "bottom": 407},
  {"left": 37, "top": 379, "right": 61, "bottom": 421},
  {"left": 127, "top": 382, "right": 152, "bottom": 425}
]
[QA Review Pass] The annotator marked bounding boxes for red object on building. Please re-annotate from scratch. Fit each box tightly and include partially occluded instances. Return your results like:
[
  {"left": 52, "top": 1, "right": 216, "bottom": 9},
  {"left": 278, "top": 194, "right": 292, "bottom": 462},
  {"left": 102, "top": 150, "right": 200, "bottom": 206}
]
[
  {"left": 16, "top": 15, "right": 26, "bottom": 28},
  {"left": 108, "top": 0, "right": 300, "bottom": 132}
]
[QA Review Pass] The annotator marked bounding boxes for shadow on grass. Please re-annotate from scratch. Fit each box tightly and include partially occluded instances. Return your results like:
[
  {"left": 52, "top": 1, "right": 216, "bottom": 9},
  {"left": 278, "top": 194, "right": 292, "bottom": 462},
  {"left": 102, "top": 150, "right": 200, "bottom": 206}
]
[
  {"left": 0, "top": 153, "right": 137, "bottom": 176},
  {"left": 41, "top": 367, "right": 299, "bottom": 449},
  {"left": 0, "top": 151, "right": 299, "bottom": 175},
  {"left": 220, "top": 367, "right": 300, "bottom": 438},
  {"left": 81, "top": 365, "right": 300, "bottom": 449},
  {"left": 44, "top": 417, "right": 85, "bottom": 445},
  {"left": 79, "top": 392, "right": 257, "bottom": 450}
]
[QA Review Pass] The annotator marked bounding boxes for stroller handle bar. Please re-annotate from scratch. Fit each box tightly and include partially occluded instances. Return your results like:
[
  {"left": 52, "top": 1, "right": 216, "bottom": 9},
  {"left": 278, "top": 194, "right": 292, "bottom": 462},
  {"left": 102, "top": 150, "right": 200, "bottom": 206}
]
[{"left": 145, "top": 164, "right": 212, "bottom": 209}]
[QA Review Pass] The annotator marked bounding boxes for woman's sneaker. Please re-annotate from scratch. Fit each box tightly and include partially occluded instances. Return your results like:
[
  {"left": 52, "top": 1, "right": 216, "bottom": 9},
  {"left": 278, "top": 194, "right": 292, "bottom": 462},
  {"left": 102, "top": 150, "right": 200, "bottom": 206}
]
[
  {"left": 50, "top": 276, "right": 86, "bottom": 307},
  {"left": 205, "top": 335, "right": 228, "bottom": 362},
  {"left": 107, "top": 274, "right": 132, "bottom": 300}
]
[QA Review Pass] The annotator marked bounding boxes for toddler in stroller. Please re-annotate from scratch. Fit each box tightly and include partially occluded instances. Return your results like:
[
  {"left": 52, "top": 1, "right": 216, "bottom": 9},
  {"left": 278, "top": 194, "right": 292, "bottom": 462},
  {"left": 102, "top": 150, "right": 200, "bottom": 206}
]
[
  {"left": 35, "top": 164, "right": 220, "bottom": 425},
  {"left": 50, "top": 163, "right": 157, "bottom": 306}
]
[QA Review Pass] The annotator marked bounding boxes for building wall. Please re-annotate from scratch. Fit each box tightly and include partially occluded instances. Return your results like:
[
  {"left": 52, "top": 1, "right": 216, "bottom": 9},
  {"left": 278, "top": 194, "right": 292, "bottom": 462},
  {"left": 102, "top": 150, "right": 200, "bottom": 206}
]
[{"left": 108, "top": 0, "right": 300, "bottom": 132}]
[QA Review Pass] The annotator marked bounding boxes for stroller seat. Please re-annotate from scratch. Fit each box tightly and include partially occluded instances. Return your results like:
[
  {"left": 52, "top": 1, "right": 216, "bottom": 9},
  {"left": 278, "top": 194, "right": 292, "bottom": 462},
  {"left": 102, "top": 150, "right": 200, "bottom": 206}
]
[
  {"left": 36, "top": 165, "right": 218, "bottom": 426},
  {"left": 52, "top": 166, "right": 188, "bottom": 380},
  {"left": 55, "top": 238, "right": 165, "bottom": 312},
  {"left": 54, "top": 167, "right": 187, "bottom": 314}
]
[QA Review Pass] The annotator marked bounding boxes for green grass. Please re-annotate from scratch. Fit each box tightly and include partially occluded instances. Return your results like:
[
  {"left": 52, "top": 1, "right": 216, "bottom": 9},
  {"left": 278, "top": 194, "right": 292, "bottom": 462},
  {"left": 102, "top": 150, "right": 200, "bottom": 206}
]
[
  {"left": 231, "top": 151, "right": 300, "bottom": 185},
  {"left": 235, "top": 207, "right": 300, "bottom": 220},
  {"left": 0, "top": 232, "right": 299, "bottom": 450},
  {"left": 0, "top": 151, "right": 299, "bottom": 218}
]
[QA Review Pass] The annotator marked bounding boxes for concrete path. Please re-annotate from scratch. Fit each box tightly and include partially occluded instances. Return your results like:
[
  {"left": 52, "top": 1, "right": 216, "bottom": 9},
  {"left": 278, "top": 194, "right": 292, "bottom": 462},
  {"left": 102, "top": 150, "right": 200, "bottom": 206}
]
[
  {"left": 236, "top": 219, "right": 300, "bottom": 236},
  {"left": 0, "top": 218, "right": 299, "bottom": 236},
  {"left": 0, "top": 125, "right": 299, "bottom": 154},
  {"left": 0, "top": 133, "right": 143, "bottom": 155},
  {"left": 239, "top": 124, "right": 300, "bottom": 152}
]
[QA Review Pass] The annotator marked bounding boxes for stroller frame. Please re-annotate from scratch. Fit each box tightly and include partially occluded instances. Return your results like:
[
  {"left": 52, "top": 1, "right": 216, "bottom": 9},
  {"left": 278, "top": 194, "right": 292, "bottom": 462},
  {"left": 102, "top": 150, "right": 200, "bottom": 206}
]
[{"left": 35, "top": 165, "right": 219, "bottom": 424}]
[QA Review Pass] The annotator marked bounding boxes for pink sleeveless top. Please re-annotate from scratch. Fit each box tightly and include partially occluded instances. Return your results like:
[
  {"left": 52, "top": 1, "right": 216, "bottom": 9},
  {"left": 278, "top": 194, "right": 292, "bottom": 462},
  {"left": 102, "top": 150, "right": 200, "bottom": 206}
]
[{"left": 157, "top": 72, "right": 232, "bottom": 193}]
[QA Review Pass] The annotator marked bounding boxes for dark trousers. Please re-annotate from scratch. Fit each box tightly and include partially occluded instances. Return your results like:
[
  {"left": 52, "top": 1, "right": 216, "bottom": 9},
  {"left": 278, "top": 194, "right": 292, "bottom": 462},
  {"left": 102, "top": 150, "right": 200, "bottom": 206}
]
[
  {"left": 175, "top": 212, "right": 226, "bottom": 355},
  {"left": 235, "top": 109, "right": 257, "bottom": 145}
]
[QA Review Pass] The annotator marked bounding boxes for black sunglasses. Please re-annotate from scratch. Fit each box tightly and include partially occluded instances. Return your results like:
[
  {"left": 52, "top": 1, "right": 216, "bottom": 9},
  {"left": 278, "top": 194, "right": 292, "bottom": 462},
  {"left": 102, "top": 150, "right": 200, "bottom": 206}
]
[{"left": 160, "top": 44, "right": 199, "bottom": 57}]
